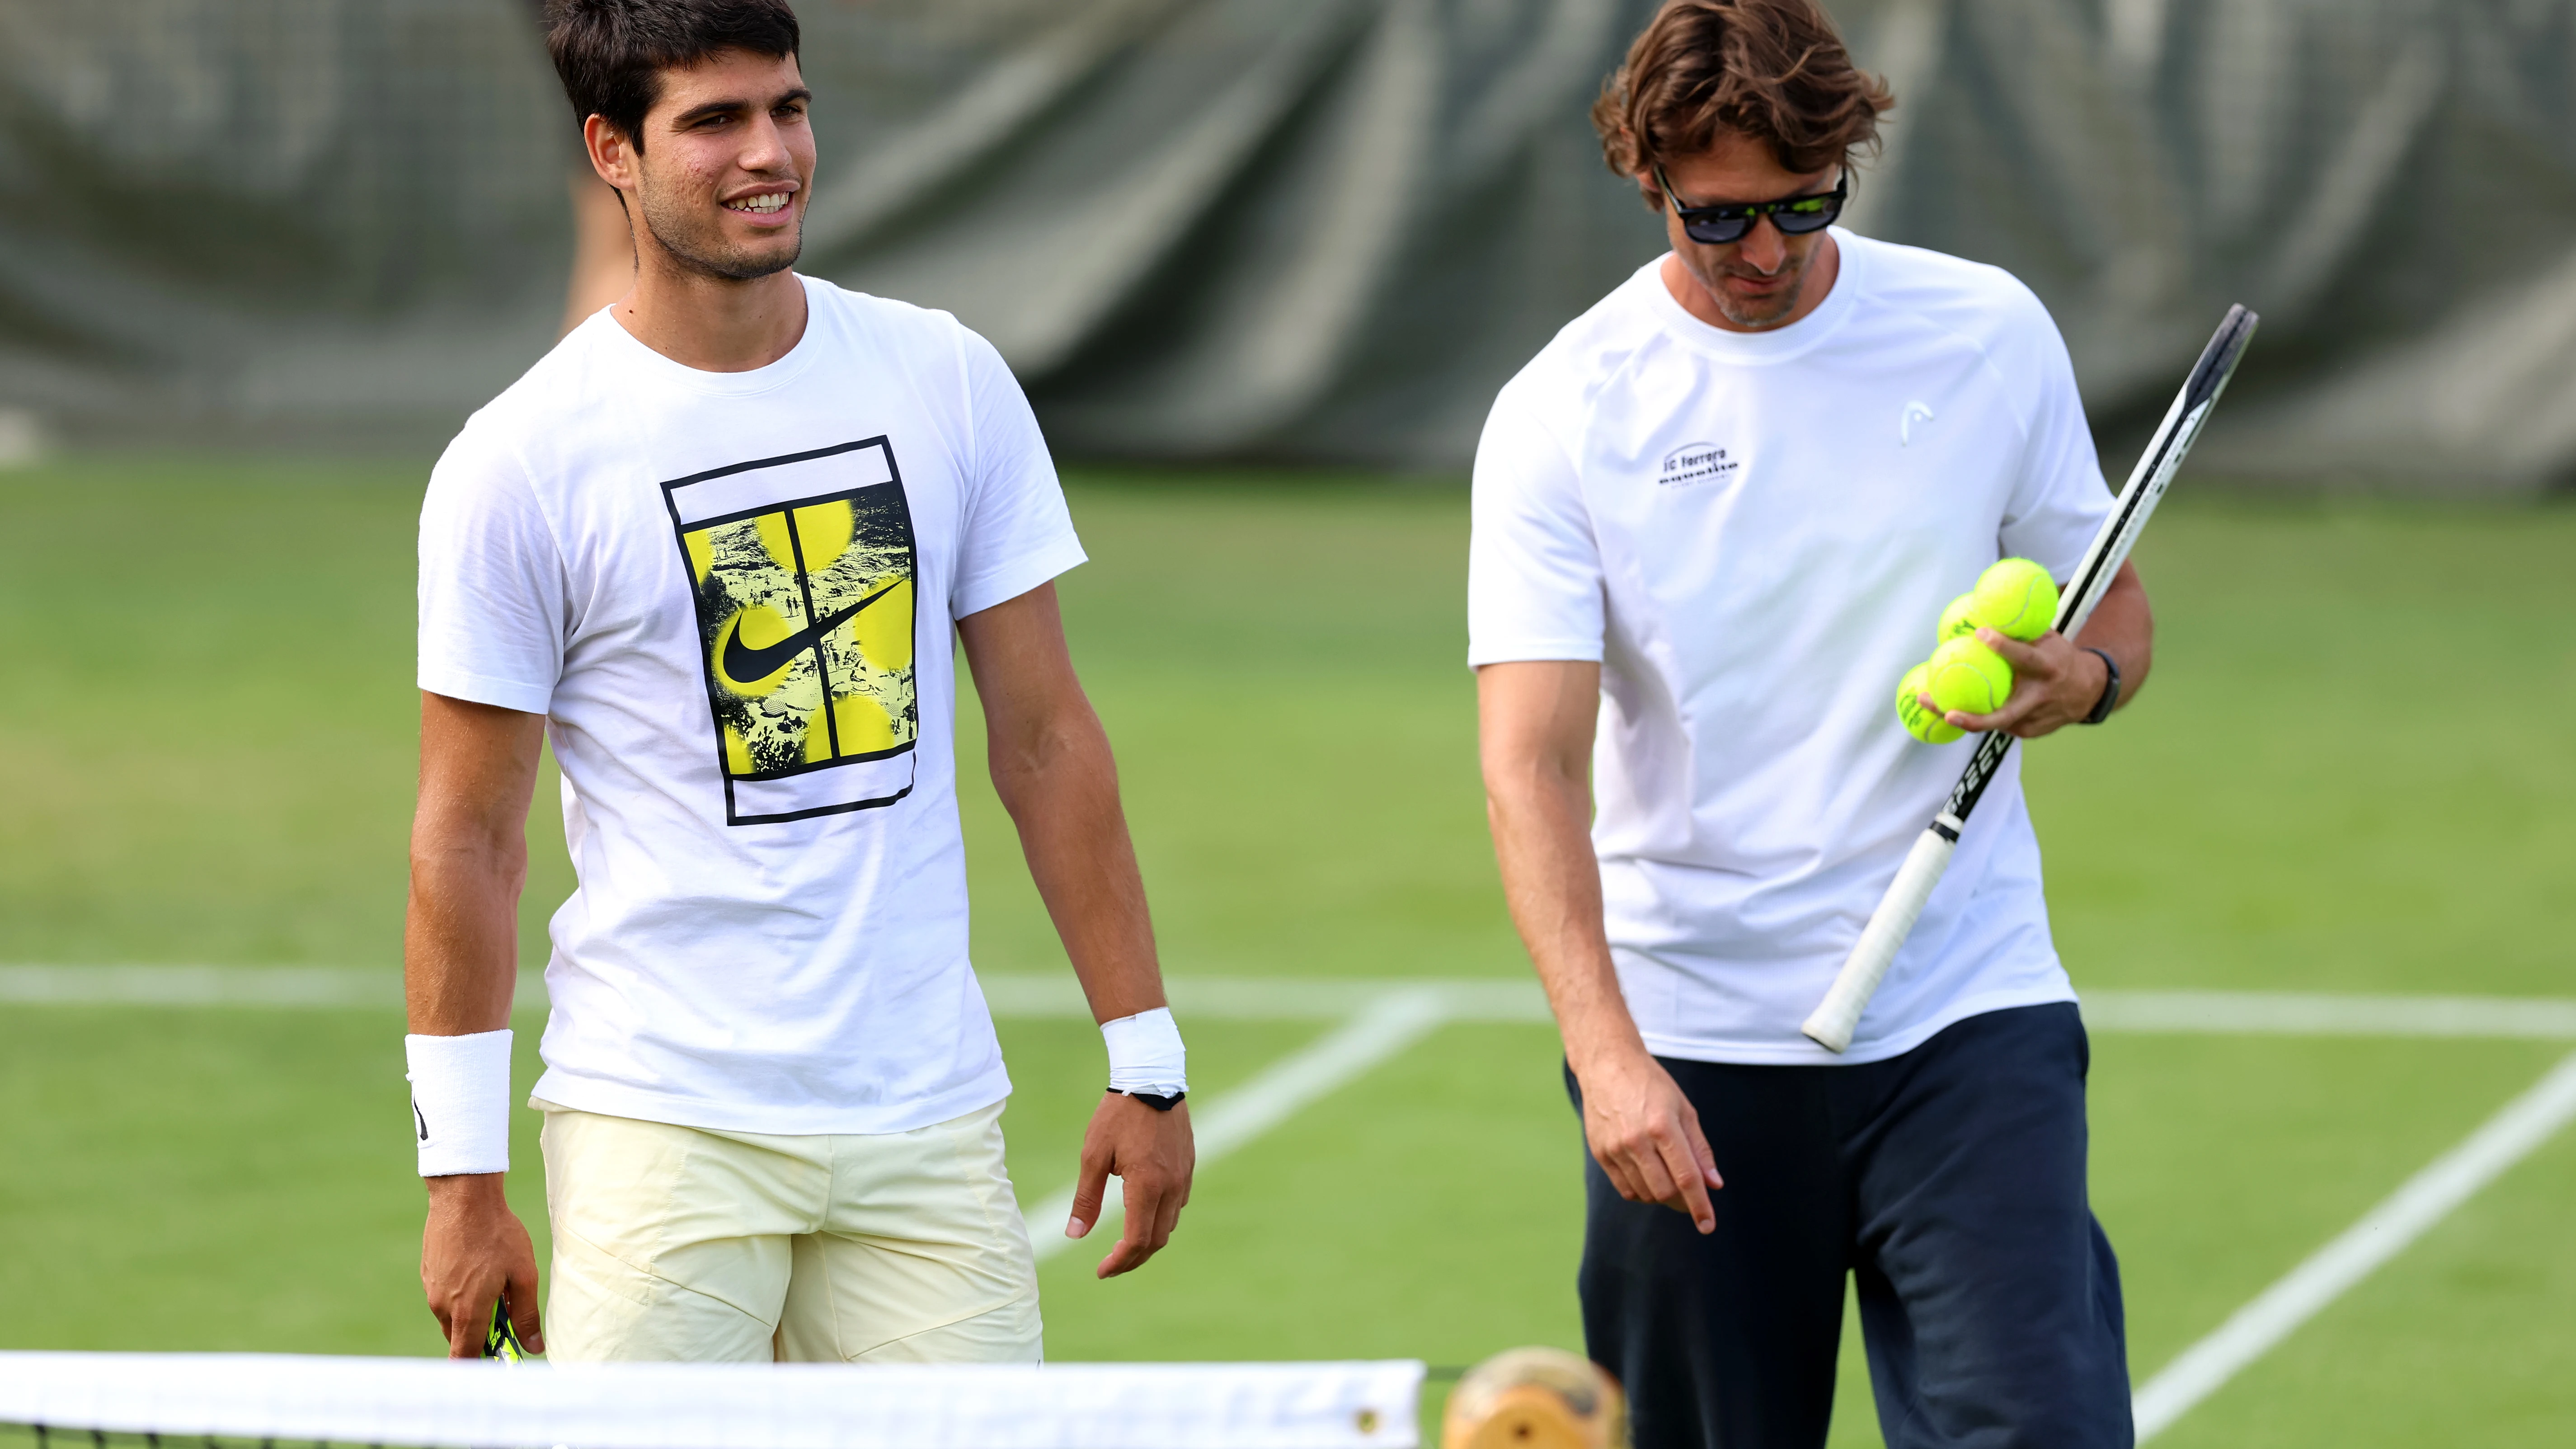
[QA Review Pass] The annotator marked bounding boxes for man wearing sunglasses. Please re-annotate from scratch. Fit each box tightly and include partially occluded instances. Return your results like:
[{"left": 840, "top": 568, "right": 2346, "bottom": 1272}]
[{"left": 1471, "top": 1, "right": 2150, "bottom": 1446}]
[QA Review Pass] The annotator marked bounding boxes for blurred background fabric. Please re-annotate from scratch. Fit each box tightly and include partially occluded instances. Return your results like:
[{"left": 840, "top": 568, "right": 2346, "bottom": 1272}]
[{"left": 1, "top": 0, "right": 2571, "bottom": 488}]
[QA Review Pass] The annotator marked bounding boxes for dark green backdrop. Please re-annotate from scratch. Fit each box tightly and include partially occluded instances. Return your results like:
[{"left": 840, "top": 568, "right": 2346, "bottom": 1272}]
[{"left": 2, "top": 0, "right": 2571, "bottom": 486}]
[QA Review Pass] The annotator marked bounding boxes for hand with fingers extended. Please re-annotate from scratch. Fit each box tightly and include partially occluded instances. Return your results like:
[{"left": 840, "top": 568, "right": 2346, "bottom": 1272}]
[
  {"left": 1927, "top": 626, "right": 2111, "bottom": 741},
  {"left": 1574, "top": 1047, "right": 1724, "bottom": 1233},
  {"left": 1064, "top": 1091, "right": 1196, "bottom": 1278},
  {"left": 421, "top": 1173, "right": 544, "bottom": 1359}
]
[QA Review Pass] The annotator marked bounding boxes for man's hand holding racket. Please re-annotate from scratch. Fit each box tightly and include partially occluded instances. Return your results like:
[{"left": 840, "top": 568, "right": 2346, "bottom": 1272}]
[{"left": 421, "top": 1173, "right": 544, "bottom": 1360}]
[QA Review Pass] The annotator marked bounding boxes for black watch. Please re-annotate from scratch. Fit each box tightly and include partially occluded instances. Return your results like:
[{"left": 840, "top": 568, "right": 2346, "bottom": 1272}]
[
  {"left": 2079, "top": 647, "right": 2122, "bottom": 725},
  {"left": 1111, "top": 1088, "right": 1186, "bottom": 1111}
]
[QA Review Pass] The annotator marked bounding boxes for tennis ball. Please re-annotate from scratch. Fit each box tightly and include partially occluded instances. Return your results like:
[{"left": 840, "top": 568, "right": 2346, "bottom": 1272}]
[
  {"left": 1971, "top": 557, "right": 2059, "bottom": 641},
  {"left": 1443, "top": 1346, "right": 1626, "bottom": 1449},
  {"left": 1895, "top": 662, "right": 1964, "bottom": 744},
  {"left": 1926, "top": 635, "right": 2013, "bottom": 717},
  {"left": 1935, "top": 592, "right": 1980, "bottom": 644}
]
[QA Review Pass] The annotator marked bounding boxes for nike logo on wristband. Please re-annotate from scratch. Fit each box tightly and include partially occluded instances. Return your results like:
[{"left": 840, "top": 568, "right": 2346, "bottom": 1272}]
[
  {"left": 717, "top": 577, "right": 905, "bottom": 687},
  {"left": 414, "top": 1101, "right": 429, "bottom": 1142}
]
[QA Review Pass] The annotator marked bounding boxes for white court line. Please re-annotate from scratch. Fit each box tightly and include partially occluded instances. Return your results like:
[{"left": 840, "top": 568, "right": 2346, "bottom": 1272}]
[
  {"left": 0, "top": 966, "right": 548, "bottom": 1011},
  {"left": 0, "top": 965, "right": 406, "bottom": 1007},
  {"left": 2131, "top": 1049, "right": 2576, "bottom": 1440},
  {"left": 983, "top": 974, "right": 1553, "bottom": 1025},
  {"left": 10, "top": 966, "right": 2576, "bottom": 1039},
  {"left": 2082, "top": 989, "right": 2576, "bottom": 1040},
  {"left": 1023, "top": 987, "right": 1454, "bottom": 1264}
]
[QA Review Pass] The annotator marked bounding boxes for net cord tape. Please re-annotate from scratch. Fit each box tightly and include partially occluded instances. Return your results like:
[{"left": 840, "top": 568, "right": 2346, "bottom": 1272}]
[{"left": 0, "top": 1354, "right": 1424, "bottom": 1449}]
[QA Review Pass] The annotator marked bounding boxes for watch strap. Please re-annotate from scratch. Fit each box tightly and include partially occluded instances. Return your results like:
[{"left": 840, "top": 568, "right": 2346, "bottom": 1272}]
[
  {"left": 1112, "top": 1088, "right": 1186, "bottom": 1111},
  {"left": 2079, "top": 647, "right": 2122, "bottom": 725}
]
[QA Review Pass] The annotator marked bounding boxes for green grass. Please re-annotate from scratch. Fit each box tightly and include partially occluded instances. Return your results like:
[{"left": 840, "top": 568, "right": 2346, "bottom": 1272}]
[{"left": 1, "top": 456, "right": 2572, "bottom": 1446}]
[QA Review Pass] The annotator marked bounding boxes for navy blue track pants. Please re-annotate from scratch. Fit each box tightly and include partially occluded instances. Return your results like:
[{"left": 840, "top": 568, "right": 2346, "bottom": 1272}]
[{"left": 1569, "top": 1003, "right": 2131, "bottom": 1449}]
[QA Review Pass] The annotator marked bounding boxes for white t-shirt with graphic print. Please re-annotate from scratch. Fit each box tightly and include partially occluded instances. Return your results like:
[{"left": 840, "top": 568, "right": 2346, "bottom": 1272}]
[
  {"left": 418, "top": 274, "right": 1084, "bottom": 1134},
  {"left": 1468, "top": 233, "right": 2114, "bottom": 1064}
]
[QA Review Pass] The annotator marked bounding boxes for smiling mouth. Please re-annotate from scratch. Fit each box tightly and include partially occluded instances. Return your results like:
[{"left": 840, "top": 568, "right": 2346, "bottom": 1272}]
[{"left": 726, "top": 192, "right": 792, "bottom": 215}]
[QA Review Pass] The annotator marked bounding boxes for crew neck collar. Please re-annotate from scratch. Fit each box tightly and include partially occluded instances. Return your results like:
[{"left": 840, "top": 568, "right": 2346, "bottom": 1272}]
[
  {"left": 592, "top": 273, "right": 826, "bottom": 396},
  {"left": 1638, "top": 228, "right": 1865, "bottom": 362}
]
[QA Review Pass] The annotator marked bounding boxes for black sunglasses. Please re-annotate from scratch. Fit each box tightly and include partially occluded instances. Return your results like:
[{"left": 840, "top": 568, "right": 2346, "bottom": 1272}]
[{"left": 1654, "top": 167, "right": 1850, "bottom": 245}]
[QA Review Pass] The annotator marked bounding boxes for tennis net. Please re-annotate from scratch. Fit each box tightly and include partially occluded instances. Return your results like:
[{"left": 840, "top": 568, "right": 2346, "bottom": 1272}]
[{"left": 0, "top": 1353, "right": 1422, "bottom": 1449}]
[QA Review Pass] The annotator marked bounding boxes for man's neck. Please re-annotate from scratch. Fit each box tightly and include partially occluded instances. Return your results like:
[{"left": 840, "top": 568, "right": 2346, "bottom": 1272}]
[
  {"left": 610, "top": 240, "right": 809, "bottom": 373},
  {"left": 1661, "top": 232, "right": 1841, "bottom": 334}
]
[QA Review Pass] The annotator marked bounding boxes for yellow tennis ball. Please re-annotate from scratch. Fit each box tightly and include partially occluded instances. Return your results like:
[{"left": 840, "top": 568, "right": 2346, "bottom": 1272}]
[
  {"left": 1935, "top": 592, "right": 1980, "bottom": 644},
  {"left": 1895, "top": 662, "right": 1964, "bottom": 743},
  {"left": 1927, "top": 635, "right": 2013, "bottom": 717},
  {"left": 1971, "top": 558, "right": 2060, "bottom": 641}
]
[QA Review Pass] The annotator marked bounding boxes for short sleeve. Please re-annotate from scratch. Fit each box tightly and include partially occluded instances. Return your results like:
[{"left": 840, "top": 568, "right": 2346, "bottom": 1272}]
[
  {"left": 1467, "top": 380, "right": 1605, "bottom": 667},
  {"left": 417, "top": 426, "right": 565, "bottom": 715},
  {"left": 1995, "top": 301, "right": 2113, "bottom": 579},
  {"left": 950, "top": 329, "right": 1086, "bottom": 619}
]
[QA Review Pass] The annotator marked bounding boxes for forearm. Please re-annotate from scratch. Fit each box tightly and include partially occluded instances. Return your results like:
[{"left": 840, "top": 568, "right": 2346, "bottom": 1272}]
[
  {"left": 1476, "top": 661, "right": 1647, "bottom": 1073},
  {"left": 2071, "top": 561, "right": 2153, "bottom": 712},
  {"left": 406, "top": 694, "right": 546, "bottom": 1036},
  {"left": 404, "top": 831, "right": 526, "bottom": 1035},
  {"left": 404, "top": 813, "right": 525, "bottom": 1193},
  {"left": 989, "top": 707, "right": 1164, "bottom": 1024},
  {"left": 1487, "top": 771, "right": 1648, "bottom": 1072}
]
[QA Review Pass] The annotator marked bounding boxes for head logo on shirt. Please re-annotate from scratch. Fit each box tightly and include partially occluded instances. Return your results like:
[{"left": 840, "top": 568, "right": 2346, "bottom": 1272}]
[
  {"left": 661, "top": 438, "right": 920, "bottom": 825},
  {"left": 1901, "top": 401, "right": 1936, "bottom": 445}
]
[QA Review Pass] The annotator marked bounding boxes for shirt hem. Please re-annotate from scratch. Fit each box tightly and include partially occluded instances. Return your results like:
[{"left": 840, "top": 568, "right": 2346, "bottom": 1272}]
[
  {"left": 954, "top": 537, "right": 1088, "bottom": 620},
  {"left": 1636, "top": 980, "right": 2079, "bottom": 1067},
  {"left": 418, "top": 666, "right": 551, "bottom": 717},
  {"left": 1466, "top": 640, "right": 1607, "bottom": 668},
  {"left": 524, "top": 1063, "right": 1013, "bottom": 1137}
]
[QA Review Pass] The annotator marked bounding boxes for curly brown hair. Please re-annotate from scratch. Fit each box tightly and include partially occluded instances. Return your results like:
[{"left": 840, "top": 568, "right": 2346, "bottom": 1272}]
[{"left": 1593, "top": 0, "right": 1894, "bottom": 191}]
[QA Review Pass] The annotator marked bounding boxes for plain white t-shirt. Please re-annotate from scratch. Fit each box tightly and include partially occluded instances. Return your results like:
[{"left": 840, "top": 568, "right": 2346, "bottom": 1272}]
[
  {"left": 418, "top": 274, "right": 1085, "bottom": 1134},
  {"left": 1468, "top": 233, "right": 2114, "bottom": 1064}
]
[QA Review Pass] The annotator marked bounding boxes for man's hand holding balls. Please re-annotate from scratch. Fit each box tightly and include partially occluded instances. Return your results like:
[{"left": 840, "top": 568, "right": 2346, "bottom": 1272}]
[
  {"left": 1932, "top": 626, "right": 2110, "bottom": 740},
  {"left": 1896, "top": 557, "right": 2107, "bottom": 743}
]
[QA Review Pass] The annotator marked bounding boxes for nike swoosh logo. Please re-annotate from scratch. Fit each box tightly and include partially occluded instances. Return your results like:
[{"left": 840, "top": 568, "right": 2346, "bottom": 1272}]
[
  {"left": 719, "top": 577, "right": 906, "bottom": 687},
  {"left": 414, "top": 1101, "right": 428, "bottom": 1142}
]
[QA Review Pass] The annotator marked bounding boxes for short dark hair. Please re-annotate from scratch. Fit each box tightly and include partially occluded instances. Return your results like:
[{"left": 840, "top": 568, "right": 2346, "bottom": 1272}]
[
  {"left": 1593, "top": 0, "right": 1893, "bottom": 185},
  {"left": 544, "top": 0, "right": 802, "bottom": 153}
]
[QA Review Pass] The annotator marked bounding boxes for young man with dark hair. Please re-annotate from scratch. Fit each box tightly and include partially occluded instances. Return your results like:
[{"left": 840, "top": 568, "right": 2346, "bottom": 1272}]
[
  {"left": 406, "top": 0, "right": 1192, "bottom": 1364},
  {"left": 1473, "top": 0, "right": 2149, "bottom": 1443}
]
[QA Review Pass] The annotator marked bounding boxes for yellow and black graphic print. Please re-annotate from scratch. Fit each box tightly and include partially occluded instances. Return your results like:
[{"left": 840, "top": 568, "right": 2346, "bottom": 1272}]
[{"left": 665, "top": 441, "right": 919, "bottom": 825}]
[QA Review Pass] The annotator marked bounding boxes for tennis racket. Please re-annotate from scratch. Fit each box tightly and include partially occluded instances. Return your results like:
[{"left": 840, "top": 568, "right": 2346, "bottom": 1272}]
[
  {"left": 1800, "top": 304, "right": 2260, "bottom": 1053},
  {"left": 483, "top": 1294, "right": 529, "bottom": 1361}
]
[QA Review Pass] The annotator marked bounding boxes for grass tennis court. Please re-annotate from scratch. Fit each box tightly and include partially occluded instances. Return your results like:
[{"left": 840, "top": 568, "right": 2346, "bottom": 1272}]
[{"left": 1, "top": 456, "right": 2571, "bottom": 1446}]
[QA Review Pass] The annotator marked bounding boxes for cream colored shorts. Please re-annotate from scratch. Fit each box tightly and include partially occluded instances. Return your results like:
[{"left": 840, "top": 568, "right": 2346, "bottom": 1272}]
[{"left": 535, "top": 1097, "right": 1042, "bottom": 1364}]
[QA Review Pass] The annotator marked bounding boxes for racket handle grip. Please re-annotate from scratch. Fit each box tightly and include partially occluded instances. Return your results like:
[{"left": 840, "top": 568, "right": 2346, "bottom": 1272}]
[{"left": 1802, "top": 827, "right": 1958, "bottom": 1053}]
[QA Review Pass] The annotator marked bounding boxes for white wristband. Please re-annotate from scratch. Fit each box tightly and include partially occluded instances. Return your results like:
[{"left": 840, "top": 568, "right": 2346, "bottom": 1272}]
[
  {"left": 1101, "top": 1007, "right": 1187, "bottom": 1096},
  {"left": 405, "top": 1030, "right": 513, "bottom": 1176}
]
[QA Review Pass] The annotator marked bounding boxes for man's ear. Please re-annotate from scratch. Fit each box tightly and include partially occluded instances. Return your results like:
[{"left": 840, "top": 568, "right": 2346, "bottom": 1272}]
[{"left": 581, "top": 113, "right": 638, "bottom": 192}]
